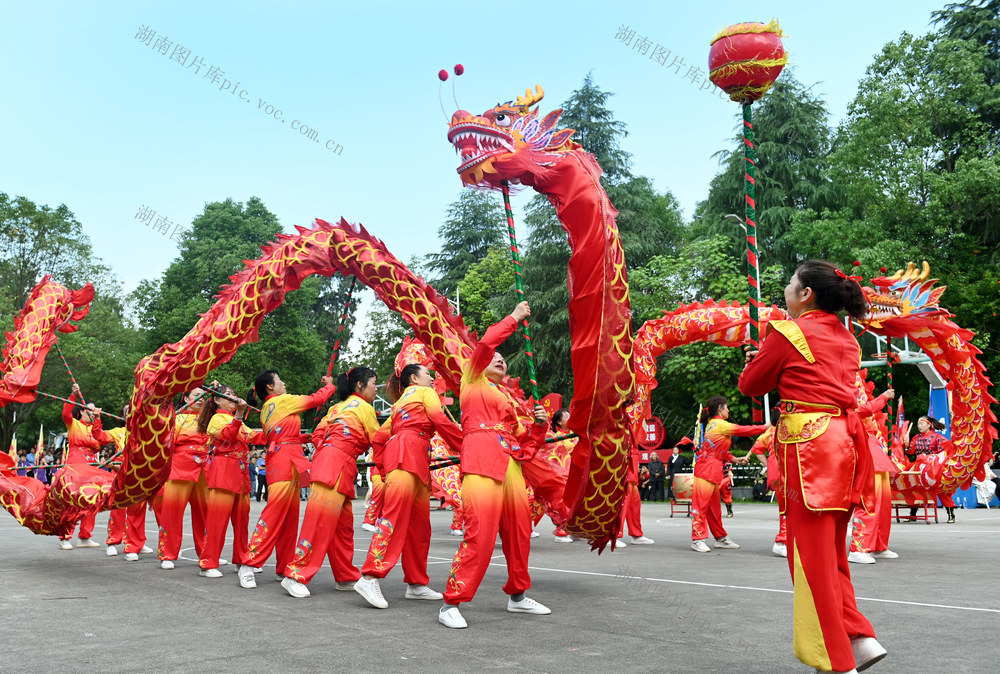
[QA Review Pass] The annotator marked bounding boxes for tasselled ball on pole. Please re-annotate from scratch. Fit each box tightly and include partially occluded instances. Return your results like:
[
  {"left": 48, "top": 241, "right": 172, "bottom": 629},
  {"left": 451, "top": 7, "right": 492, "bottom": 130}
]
[{"left": 708, "top": 19, "right": 787, "bottom": 103}]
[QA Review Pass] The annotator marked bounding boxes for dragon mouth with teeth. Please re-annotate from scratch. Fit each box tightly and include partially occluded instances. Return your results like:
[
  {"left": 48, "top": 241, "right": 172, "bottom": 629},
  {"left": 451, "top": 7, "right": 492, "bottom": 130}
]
[{"left": 447, "top": 119, "right": 514, "bottom": 177}]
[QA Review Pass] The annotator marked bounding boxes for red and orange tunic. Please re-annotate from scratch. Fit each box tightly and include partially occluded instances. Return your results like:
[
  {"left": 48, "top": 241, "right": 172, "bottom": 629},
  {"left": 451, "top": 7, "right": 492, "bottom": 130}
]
[
  {"left": 206, "top": 411, "right": 263, "bottom": 494},
  {"left": 751, "top": 426, "right": 781, "bottom": 491},
  {"left": 259, "top": 384, "right": 335, "bottom": 483},
  {"left": 739, "top": 309, "right": 875, "bottom": 512},
  {"left": 369, "top": 418, "right": 391, "bottom": 479},
  {"left": 695, "top": 417, "right": 767, "bottom": 485},
  {"left": 310, "top": 394, "right": 379, "bottom": 498},
  {"left": 169, "top": 413, "right": 209, "bottom": 482},
  {"left": 383, "top": 385, "right": 462, "bottom": 484},
  {"left": 62, "top": 392, "right": 110, "bottom": 464},
  {"left": 459, "top": 315, "right": 546, "bottom": 481}
]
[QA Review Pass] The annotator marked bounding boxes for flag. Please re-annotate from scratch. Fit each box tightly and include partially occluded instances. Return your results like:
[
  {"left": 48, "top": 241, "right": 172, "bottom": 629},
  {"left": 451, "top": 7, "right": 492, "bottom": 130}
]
[{"left": 7, "top": 434, "right": 16, "bottom": 461}]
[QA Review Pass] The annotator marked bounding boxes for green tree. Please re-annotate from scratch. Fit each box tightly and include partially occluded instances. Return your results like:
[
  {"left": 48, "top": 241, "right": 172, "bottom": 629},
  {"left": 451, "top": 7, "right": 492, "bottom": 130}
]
[
  {"left": 423, "top": 190, "right": 507, "bottom": 298},
  {"left": 692, "top": 71, "right": 840, "bottom": 271},
  {"left": 456, "top": 247, "right": 515, "bottom": 335}
]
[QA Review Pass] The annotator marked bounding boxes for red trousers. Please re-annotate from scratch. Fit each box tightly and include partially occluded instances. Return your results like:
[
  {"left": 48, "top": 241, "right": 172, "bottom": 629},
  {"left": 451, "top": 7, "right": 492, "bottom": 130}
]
[
  {"left": 361, "top": 469, "right": 430, "bottom": 586},
  {"left": 200, "top": 488, "right": 250, "bottom": 569},
  {"left": 155, "top": 474, "right": 208, "bottom": 561},
  {"left": 444, "top": 458, "right": 532, "bottom": 605},
  {"left": 363, "top": 474, "right": 384, "bottom": 527},
  {"left": 60, "top": 512, "right": 96, "bottom": 541},
  {"left": 850, "top": 472, "right": 891, "bottom": 553},
  {"left": 106, "top": 501, "right": 148, "bottom": 552},
  {"left": 247, "top": 476, "right": 301, "bottom": 576},
  {"left": 616, "top": 482, "right": 644, "bottom": 538},
  {"left": 451, "top": 504, "right": 464, "bottom": 532},
  {"left": 938, "top": 491, "right": 956, "bottom": 508},
  {"left": 691, "top": 477, "right": 727, "bottom": 541},
  {"left": 285, "top": 482, "right": 360, "bottom": 584},
  {"left": 785, "top": 444, "right": 876, "bottom": 671}
]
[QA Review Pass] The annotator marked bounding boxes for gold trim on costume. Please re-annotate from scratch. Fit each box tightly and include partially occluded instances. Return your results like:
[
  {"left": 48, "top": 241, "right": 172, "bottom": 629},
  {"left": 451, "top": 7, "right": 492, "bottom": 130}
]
[{"left": 770, "top": 320, "right": 815, "bottom": 363}]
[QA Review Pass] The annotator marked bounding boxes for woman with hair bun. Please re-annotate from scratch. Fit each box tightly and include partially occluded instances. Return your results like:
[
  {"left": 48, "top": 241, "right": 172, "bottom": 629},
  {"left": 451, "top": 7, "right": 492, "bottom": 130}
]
[
  {"left": 280, "top": 367, "right": 379, "bottom": 598},
  {"left": 238, "top": 371, "right": 334, "bottom": 589},
  {"left": 740, "top": 260, "right": 887, "bottom": 674},
  {"left": 354, "top": 363, "right": 463, "bottom": 609},
  {"left": 690, "top": 396, "right": 764, "bottom": 553}
]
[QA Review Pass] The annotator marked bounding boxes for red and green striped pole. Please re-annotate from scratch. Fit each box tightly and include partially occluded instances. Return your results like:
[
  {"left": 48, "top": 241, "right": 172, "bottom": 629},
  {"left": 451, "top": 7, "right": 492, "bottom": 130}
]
[
  {"left": 742, "top": 101, "right": 763, "bottom": 424},
  {"left": 885, "top": 337, "right": 894, "bottom": 447},
  {"left": 54, "top": 342, "right": 87, "bottom": 407},
  {"left": 500, "top": 180, "right": 539, "bottom": 401},
  {"left": 35, "top": 390, "right": 125, "bottom": 422},
  {"left": 326, "top": 276, "right": 358, "bottom": 376}
]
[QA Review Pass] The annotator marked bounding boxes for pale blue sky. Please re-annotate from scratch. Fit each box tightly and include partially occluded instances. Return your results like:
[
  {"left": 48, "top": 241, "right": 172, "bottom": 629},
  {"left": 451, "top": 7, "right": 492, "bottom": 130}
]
[{"left": 2, "top": 1, "right": 945, "bottom": 309}]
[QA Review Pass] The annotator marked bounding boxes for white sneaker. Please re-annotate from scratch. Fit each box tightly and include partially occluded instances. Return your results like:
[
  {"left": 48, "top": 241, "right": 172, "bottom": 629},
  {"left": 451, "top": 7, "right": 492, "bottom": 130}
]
[
  {"left": 139, "top": 545, "right": 153, "bottom": 554},
  {"left": 553, "top": 535, "right": 573, "bottom": 543},
  {"left": 218, "top": 559, "right": 230, "bottom": 566},
  {"left": 361, "top": 522, "right": 376, "bottom": 533},
  {"left": 772, "top": 542, "right": 788, "bottom": 558},
  {"left": 851, "top": 636, "right": 887, "bottom": 672},
  {"left": 872, "top": 549, "right": 898, "bottom": 559},
  {"left": 354, "top": 577, "right": 388, "bottom": 609},
  {"left": 124, "top": 553, "right": 139, "bottom": 561},
  {"left": 160, "top": 560, "right": 175, "bottom": 570},
  {"left": 405, "top": 584, "right": 443, "bottom": 600},
  {"left": 615, "top": 538, "right": 627, "bottom": 548},
  {"left": 238, "top": 565, "right": 257, "bottom": 589},
  {"left": 630, "top": 536, "right": 654, "bottom": 545},
  {"left": 281, "top": 576, "right": 310, "bottom": 598},
  {"left": 199, "top": 568, "right": 223, "bottom": 579},
  {"left": 714, "top": 537, "right": 740, "bottom": 549},
  {"left": 507, "top": 596, "right": 551, "bottom": 615},
  {"left": 848, "top": 551, "right": 876, "bottom": 564},
  {"left": 691, "top": 540, "right": 711, "bottom": 553},
  {"left": 76, "top": 538, "right": 100, "bottom": 548},
  {"left": 530, "top": 531, "right": 540, "bottom": 538},
  {"left": 57, "top": 539, "right": 73, "bottom": 550},
  {"left": 439, "top": 605, "right": 467, "bottom": 629},
  {"left": 253, "top": 566, "right": 263, "bottom": 574},
  {"left": 275, "top": 574, "right": 284, "bottom": 582},
  {"left": 335, "top": 580, "right": 358, "bottom": 591},
  {"left": 450, "top": 529, "right": 463, "bottom": 537},
  {"left": 106, "top": 545, "right": 118, "bottom": 556}
]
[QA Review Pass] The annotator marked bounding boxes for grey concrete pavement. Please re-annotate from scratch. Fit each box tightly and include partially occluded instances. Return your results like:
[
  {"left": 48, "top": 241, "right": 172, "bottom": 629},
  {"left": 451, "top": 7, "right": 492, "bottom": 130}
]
[{"left": 1, "top": 500, "right": 996, "bottom": 672}]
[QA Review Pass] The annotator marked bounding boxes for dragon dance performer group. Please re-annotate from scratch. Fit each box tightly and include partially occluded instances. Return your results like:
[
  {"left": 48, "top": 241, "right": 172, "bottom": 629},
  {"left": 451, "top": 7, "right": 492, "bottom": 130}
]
[{"left": 20, "top": 261, "right": 974, "bottom": 671}]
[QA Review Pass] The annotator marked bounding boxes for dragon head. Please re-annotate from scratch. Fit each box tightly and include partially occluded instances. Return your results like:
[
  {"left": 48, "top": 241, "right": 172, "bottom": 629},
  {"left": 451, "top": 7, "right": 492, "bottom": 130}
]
[
  {"left": 447, "top": 85, "right": 577, "bottom": 187},
  {"left": 863, "top": 261, "right": 948, "bottom": 328}
]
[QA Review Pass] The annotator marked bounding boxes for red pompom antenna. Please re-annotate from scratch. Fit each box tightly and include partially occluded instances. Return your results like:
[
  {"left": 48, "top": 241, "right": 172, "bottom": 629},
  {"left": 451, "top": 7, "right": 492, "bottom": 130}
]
[
  {"left": 454, "top": 64, "right": 464, "bottom": 76},
  {"left": 853, "top": 260, "right": 861, "bottom": 267},
  {"left": 438, "top": 69, "right": 448, "bottom": 82}
]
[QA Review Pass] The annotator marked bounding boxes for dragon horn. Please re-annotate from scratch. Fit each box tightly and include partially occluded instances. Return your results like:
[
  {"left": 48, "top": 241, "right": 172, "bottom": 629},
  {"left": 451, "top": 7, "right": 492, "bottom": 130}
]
[
  {"left": 516, "top": 85, "right": 544, "bottom": 113},
  {"left": 919, "top": 260, "right": 930, "bottom": 281}
]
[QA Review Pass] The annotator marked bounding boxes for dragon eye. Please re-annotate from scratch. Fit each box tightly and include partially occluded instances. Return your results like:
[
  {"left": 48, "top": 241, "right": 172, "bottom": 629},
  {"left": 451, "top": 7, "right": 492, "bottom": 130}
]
[{"left": 495, "top": 113, "right": 511, "bottom": 127}]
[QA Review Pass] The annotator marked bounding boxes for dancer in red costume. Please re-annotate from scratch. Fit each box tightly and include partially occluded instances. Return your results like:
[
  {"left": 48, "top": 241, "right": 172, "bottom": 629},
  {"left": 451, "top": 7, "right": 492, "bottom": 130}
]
[
  {"left": 282, "top": 367, "right": 379, "bottom": 598},
  {"left": 740, "top": 260, "right": 887, "bottom": 674},
  {"left": 239, "top": 371, "right": 334, "bottom": 585},
  {"left": 904, "top": 416, "right": 958, "bottom": 523},
  {"left": 849, "top": 388, "right": 899, "bottom": 564},
  {"left": 750, "top": 413, "right": 788, "bottom": 557},
  {"left": 617, "top": 435, "right": 654, "bottom": 545},
  {"left": 355, "top": 365, "right": 462, "bottom": 608},
  {"left": 548, "top": 409, "right": 576, "bottom": 543},
  {"left": 689, "top": 396, "right": 763, "bottom": 553},
  {"left": 155, "top": 388, "right": 210, "bottom": 570},
  {"left": 57, "top": 383, "right": 109, "bottom": 549},
  {"left": 104, "top": 405, "right": 153, "bottom": 560},
  {"left": 197, "top": 386, "right": 263, "bottom": 582},
  {"left": 438, "top": 302, "right": 549, "bottom": 630}
]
